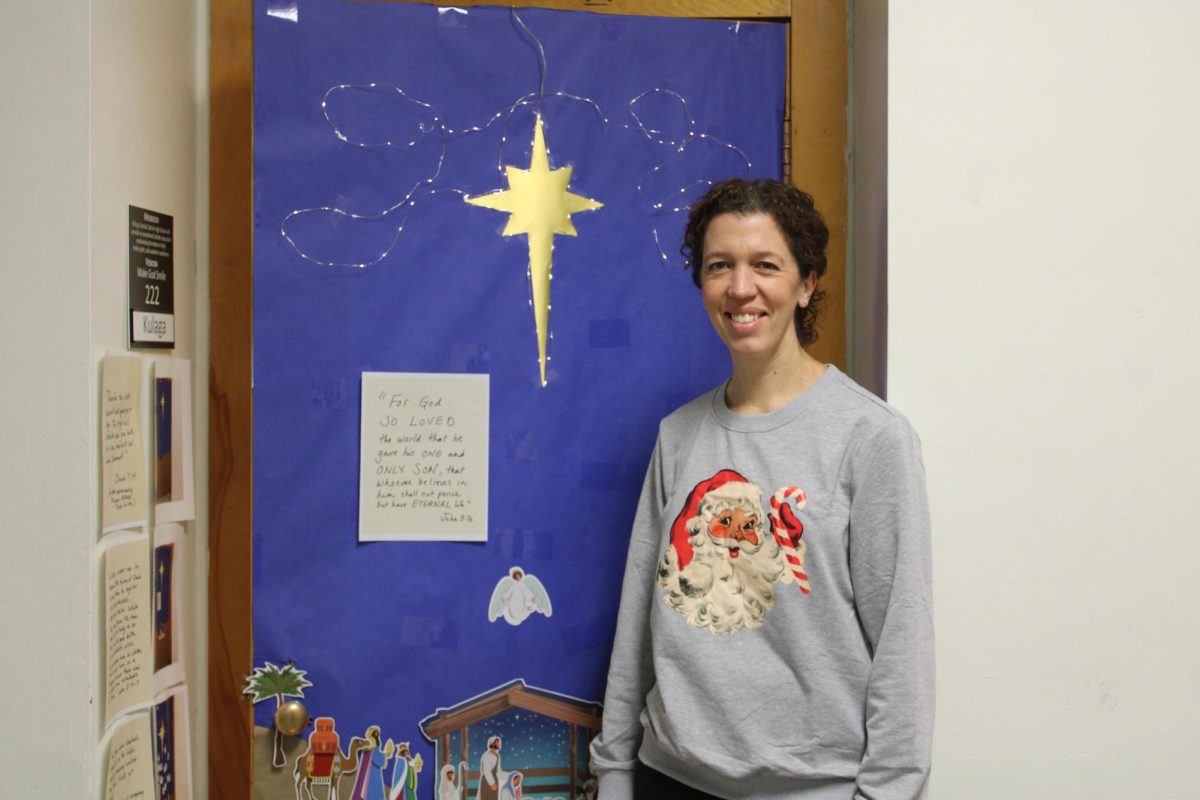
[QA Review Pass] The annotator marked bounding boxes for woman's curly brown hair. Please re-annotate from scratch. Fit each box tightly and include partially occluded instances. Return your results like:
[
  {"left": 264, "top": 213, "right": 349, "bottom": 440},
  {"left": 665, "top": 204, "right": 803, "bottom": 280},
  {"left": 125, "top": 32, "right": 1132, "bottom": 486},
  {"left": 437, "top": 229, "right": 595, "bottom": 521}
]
[{"left": 682, "top": 179, "right": 829, "bottom": 347}]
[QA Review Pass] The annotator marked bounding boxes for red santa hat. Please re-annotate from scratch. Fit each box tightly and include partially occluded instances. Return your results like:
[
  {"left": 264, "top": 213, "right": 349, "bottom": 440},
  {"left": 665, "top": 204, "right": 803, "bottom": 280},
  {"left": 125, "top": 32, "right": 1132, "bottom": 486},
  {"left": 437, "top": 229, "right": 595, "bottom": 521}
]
[{"left": 669, "top": 469, "right": 750, "bottom": 570}]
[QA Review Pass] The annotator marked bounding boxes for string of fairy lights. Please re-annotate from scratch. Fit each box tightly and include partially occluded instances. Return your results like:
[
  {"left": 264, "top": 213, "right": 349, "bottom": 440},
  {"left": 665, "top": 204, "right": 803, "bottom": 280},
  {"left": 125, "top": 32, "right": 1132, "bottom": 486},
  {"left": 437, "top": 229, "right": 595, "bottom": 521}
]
[{"left": 277, "top": 9, "right": 754, "bottom": 272}]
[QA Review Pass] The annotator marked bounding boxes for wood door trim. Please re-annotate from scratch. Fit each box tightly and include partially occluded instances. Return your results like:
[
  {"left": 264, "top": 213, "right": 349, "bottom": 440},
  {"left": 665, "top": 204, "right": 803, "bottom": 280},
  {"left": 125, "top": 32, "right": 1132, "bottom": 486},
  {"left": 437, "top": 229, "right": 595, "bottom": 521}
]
[
  {"left": 364, "top": 0, "right": 791, "bottom": 17},
  {"left": 208, "top": 0, "right": 254, "bottom": 796},
  {"left": 789, "top": 0, "right": 849, "bottom": 368}
]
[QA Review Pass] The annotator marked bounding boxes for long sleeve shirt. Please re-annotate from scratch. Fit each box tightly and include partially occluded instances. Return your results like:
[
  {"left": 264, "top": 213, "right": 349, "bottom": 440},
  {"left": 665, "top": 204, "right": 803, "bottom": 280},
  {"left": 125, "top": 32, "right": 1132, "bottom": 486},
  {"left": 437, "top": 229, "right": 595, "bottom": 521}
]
[{"left": 590, "top": 366, "right": 934, "bottom": 800}]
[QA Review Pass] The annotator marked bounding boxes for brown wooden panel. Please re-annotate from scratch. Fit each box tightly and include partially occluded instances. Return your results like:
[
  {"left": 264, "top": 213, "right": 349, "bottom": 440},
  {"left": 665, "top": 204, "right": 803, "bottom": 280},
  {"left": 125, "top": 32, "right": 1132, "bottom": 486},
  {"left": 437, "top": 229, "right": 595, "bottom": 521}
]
[
  {"left": 208, "top": 0, "right": 254, "bottom": 798},
  {"left": 423, "top": 695, "right": 514, "bottom": 738},
  {"left": 509, "top": 692, "right": 603, "bottom": 729},
  {"left": 569, "top": 722, "right": 579, "bottom": 796},
  {"left": 788, "top": 0, "right": 849, "bottom": 368},
  {"left": 372, "top": 0, "right": 790, "bottom": 19}
]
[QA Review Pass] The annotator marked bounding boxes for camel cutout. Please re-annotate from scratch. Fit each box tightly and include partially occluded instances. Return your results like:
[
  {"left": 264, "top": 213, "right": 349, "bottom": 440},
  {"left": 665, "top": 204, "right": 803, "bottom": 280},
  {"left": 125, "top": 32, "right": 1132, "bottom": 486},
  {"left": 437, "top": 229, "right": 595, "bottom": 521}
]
[{"left": 293, "top": 717, "right": 371, "bottom": 800}]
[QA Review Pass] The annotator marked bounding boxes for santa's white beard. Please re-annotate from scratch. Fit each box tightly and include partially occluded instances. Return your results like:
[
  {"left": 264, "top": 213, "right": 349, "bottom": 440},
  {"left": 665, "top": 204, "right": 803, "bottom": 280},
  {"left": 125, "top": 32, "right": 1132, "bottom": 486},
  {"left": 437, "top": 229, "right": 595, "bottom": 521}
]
[{"left": 656, "top": 532, "right": 785, "bottom": 634}]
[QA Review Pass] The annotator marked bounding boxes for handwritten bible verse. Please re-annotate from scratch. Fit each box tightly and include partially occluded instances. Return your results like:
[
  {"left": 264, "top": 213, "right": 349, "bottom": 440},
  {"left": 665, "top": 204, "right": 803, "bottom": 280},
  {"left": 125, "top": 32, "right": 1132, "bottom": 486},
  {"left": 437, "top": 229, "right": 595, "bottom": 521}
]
[
  {"left": 105, "top": 538, "right": 152, "bottom": 727},
  {"left": 102, "top": 355, "right": 147, "bottom": 532},
  {"left": 104, "top": 713, "right": 154, "bottom": 800},
  {"left": 359, "top": 372, "right": 489, "bottom": 541}
]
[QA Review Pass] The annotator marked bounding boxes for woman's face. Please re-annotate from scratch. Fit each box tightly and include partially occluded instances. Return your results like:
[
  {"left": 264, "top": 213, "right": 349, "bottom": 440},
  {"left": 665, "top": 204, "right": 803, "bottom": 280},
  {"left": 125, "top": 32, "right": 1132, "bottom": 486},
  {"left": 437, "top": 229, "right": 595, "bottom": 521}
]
[{"left": 700, "top": 212, "right": 814, "bottom": 363}]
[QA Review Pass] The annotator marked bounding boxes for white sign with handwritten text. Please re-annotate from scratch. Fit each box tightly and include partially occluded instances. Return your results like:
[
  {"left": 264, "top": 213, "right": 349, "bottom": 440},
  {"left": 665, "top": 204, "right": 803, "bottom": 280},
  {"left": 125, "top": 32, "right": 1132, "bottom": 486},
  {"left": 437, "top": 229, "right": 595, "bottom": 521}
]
[
  {"left": 102, "top": 354, "right": 148, "bottom": 534},
  {"left": 359, "top": 372, "right": 489, "bottom": 541}
]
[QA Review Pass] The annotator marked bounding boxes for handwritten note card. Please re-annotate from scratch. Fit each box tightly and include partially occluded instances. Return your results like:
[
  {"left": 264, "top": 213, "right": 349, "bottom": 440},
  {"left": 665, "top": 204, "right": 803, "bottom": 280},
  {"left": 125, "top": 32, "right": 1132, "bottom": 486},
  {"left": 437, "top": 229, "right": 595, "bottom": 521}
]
[
  {"left": 102, "top": 355, "right": 147, "bottom": 533},
  {"left": 359, "top": 372, "right": 488, "bottom": 541},
  {"left": 105, "top": 713, "right": 154, "bottom": 800},
  {"left": 105, "top": 537, "right": 153, "bottom": 728}
]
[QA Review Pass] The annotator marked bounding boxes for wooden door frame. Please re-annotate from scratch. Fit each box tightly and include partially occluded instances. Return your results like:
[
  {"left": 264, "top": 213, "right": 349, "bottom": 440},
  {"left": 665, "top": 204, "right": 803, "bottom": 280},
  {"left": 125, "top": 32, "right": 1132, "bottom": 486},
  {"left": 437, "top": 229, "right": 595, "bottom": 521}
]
[{"left": 208, "top": 2, "right": 846, "bottom": 796}]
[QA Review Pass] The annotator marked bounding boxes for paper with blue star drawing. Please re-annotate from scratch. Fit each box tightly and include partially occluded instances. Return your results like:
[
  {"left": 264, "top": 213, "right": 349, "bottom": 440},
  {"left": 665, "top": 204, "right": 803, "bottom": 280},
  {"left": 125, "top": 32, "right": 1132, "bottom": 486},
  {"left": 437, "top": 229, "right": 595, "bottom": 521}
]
[{"left": 253, "top": 0, "right": 784, "bottom": 789}]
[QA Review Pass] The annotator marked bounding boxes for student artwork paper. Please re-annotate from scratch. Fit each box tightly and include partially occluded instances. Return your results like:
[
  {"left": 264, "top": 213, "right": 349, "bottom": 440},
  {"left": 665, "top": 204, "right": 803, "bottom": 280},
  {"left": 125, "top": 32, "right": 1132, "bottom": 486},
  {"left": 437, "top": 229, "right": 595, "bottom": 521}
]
[
  {"left": 104, "top": 713, "right": 156, "bottom": 800},
  {"left": 102, "top": 354, "right": 148, "bottom": 533},
  {"left": 105, "top": 535, "right": 153, "bottom": 728},
  {"left": 153, "top": 684, "right": 193, "bottom": 800},
  {"left": 153, "top": 357, "right": 195, "bottom": 523},
  {"left": 152, "top": 524, "right": 186, "bottom": 692},
  {"left": 359, "top": 372, "right": 489, "bottom": 541}
]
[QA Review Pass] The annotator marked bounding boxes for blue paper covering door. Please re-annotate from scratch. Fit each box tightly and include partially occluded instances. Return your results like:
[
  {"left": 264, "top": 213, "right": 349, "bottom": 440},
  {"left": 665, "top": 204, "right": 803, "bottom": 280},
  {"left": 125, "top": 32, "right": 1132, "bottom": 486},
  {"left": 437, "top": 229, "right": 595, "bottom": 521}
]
[{"left": 253, "top": 3, "right": 785, "bottom": 797}]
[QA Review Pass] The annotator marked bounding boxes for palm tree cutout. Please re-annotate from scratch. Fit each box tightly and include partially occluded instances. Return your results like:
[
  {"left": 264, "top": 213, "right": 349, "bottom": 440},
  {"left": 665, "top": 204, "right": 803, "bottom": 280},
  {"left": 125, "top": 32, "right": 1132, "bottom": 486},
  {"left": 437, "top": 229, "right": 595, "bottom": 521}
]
[{"left": 243, "top": 660, "right": 313, "bottom": 767}]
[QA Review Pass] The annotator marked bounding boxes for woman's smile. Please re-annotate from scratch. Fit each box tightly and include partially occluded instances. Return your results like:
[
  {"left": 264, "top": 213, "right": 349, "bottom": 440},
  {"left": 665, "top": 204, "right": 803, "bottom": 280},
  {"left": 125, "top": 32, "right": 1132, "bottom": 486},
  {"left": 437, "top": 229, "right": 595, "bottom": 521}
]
[{"left": 727, "top": 311, "right": 765, "bottom": 330}]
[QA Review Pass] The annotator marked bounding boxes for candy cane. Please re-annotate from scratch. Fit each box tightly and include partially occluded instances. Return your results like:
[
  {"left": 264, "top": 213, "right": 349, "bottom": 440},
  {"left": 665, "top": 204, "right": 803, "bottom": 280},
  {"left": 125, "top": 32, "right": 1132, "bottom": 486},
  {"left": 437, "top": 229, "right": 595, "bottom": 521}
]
[{"left": 769, "top": 486, "right": 811, "bottom": 594}]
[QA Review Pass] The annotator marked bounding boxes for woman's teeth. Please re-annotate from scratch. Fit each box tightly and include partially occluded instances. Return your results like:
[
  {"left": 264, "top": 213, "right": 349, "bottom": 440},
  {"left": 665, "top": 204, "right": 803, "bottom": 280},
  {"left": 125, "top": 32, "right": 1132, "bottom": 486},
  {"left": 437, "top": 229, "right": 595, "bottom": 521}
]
[{"left": 731, "top": 313, "right": 758, "bottom": 323}]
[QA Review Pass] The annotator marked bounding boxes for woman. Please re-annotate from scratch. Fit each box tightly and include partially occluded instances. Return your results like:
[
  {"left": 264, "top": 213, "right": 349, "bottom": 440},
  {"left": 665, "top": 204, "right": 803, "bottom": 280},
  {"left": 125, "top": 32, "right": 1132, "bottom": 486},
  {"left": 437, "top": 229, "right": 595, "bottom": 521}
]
[
  {"left": 590, "top": 179, "right": 933, "bottom": 799},
  {"left": 499, "top": 770, "right": 524, "bottom": 800}
]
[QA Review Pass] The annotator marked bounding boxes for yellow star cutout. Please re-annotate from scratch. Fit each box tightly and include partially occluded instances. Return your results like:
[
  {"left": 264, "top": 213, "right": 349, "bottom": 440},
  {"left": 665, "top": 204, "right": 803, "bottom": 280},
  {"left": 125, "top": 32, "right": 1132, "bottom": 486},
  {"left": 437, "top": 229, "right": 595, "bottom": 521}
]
[{"left": 466, "top": 114, "right": 602, "bottom": 386}]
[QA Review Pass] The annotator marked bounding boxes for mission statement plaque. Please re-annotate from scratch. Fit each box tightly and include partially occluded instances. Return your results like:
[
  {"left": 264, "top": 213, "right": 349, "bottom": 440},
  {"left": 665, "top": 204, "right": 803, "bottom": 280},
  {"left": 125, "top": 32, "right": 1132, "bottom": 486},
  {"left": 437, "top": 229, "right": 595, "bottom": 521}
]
[{"left": 129, "top": 205, "right": 175, "bottom": 349}]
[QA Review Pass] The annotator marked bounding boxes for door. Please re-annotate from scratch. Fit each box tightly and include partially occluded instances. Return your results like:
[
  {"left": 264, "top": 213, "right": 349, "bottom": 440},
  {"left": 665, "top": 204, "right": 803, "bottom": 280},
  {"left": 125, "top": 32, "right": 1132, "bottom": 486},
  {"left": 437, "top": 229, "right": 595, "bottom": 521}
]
[{"left": 210, "top": 3, "right": 848, "bottom": 798}]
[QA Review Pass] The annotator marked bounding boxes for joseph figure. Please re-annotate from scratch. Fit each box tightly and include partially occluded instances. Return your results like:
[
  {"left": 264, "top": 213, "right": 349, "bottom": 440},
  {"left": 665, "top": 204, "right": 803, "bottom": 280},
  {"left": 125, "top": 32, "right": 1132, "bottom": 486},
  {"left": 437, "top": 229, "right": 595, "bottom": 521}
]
[{"left": 478, "top": 736, "right": 502, "bottom": 800}]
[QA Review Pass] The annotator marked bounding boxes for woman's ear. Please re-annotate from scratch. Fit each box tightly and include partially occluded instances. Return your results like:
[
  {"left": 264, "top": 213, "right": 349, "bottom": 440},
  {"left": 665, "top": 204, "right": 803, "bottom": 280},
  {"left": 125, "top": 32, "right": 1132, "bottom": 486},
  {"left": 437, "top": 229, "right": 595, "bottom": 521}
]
[{"left": 799, "top": 272, "right": 818, "bottom": 307}]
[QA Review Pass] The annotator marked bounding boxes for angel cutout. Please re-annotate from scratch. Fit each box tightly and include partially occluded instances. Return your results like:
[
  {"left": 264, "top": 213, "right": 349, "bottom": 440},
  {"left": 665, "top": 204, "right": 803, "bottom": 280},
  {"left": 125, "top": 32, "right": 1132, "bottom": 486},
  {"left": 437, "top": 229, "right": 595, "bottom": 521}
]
[{"left": 488, "top": 567, "right": 553, "bottom": 626}]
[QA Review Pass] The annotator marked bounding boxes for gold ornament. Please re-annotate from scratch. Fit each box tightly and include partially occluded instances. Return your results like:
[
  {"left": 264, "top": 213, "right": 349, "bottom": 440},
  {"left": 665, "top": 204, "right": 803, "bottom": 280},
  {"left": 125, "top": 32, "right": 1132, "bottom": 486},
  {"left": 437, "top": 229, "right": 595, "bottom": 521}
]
[{"left": 275, "top": 700, "right": 309, "bottom": 737}]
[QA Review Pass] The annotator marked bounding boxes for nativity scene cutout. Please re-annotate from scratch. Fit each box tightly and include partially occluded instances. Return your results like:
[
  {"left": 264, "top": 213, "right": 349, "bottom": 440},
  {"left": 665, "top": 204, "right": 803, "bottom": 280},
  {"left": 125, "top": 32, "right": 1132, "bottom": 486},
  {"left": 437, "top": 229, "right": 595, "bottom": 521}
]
[{"left": 420, "top": 679, "right": 601, "bottom": 800}]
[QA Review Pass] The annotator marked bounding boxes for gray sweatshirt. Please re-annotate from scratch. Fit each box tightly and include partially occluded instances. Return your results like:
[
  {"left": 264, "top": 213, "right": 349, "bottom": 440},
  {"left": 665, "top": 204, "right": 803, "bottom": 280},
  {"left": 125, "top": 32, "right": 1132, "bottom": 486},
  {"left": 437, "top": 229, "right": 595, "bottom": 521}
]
[{"left": 590, "top": 366, "right": 933, "bottom": 800}]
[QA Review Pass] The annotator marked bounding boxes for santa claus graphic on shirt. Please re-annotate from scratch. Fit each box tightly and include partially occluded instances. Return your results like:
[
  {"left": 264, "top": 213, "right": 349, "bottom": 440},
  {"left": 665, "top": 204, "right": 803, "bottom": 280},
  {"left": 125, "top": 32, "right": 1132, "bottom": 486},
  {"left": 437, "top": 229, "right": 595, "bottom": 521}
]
[{"left": 656, "top": 469, "right": 810, "bottom": 634}]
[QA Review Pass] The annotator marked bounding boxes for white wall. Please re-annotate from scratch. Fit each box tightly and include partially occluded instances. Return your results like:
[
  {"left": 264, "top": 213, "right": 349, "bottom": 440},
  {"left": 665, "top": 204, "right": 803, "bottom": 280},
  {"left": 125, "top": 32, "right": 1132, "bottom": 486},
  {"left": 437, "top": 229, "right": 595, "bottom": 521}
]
[
  {"left": 890, "top": 3, "right": 1200, "bottom": 797},
  {"left": 0, "top": 1, "right": 203, "bottom": 796},
  {"left": 0, "top": 2, "right": 93, "bottom": 796},
  {"left": 90, "top": 2, "right": 204, "bottom": 798}
]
